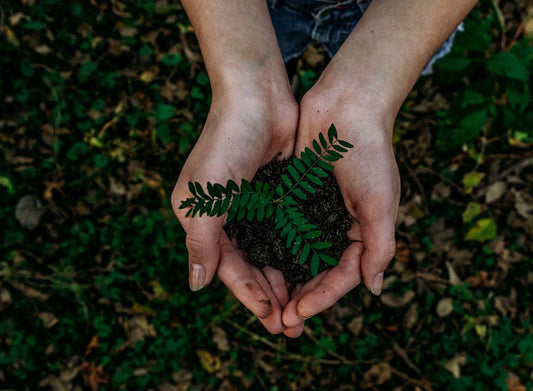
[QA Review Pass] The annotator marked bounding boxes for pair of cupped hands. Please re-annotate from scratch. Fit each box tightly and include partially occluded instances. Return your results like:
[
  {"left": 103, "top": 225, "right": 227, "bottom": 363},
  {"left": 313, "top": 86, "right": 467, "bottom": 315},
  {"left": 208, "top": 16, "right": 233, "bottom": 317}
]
[{"left": 171, "top": 70, "right": 400, "bottom": 338}]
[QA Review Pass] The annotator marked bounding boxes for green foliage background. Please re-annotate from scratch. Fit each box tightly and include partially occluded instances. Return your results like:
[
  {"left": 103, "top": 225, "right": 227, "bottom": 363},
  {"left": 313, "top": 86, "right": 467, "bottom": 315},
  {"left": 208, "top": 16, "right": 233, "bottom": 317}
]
[{"left": 1, "top": 0, "right": 532, "bottom": 390}]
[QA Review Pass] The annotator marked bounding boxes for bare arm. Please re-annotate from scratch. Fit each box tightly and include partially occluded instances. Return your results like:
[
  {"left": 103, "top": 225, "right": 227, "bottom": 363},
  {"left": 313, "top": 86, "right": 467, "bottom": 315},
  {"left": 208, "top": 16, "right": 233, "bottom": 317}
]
[
  {"left": 318, "top": 0, "right": 478, "bottom": 116},
  {"left": 282, "top": 0, "right": 478, "bottom": 337},
  {"left": 174, "top": 1, "right": 298, "bottom": 334},
  {"left": 181, "top": 0, "right": 289, "bottom": 96}
]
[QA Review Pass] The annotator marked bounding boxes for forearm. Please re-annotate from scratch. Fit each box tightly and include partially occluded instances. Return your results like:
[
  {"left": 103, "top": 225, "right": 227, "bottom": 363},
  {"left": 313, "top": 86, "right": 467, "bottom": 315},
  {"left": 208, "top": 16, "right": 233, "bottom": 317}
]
[
  {"left": 319, "top": 0, "right": 477, "bottom": 117},
  {"left": 181, "top": 0, "right": 289, "bottom": 96}
]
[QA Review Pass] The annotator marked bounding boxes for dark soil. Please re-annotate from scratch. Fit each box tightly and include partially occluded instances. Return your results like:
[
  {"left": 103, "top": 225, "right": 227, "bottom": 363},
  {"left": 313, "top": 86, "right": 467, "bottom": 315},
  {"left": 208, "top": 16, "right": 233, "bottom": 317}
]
[{"left": 224, "top": 159, "right": 351, "bottom": 284}]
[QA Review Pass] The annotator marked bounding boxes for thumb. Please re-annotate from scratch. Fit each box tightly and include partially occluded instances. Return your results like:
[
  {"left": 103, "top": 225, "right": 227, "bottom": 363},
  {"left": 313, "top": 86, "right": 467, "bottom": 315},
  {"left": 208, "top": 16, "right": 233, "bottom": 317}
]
[
  {"left": 360, "top": 219, "right": 397, "bottom": 296},
  {"left": 185, "top": 215, "right": 223, "bottom": 291}
]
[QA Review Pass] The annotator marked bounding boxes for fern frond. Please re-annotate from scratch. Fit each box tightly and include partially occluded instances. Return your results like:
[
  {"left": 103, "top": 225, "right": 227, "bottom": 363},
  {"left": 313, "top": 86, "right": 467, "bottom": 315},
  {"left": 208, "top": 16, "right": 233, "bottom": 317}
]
[
  {"left": 274, "top": 124, "right": 353, "bottom": 204},
  {"left": 274, "top": 201, "right": 337, "bottom": 276},
  {"left": 179, "top": 123, "right": 352, "bottom": 276}
]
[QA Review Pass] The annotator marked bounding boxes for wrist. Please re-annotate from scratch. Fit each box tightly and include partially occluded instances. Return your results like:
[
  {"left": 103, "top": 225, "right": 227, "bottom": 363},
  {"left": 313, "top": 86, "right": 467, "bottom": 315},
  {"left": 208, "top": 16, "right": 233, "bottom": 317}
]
[
  {"left": 210, "top": 64, "right": 296, "bottom": 129},
  {"left": 314, "top": 59, "right": 403, "bottom": 127},
  {"left": 304, "top": 69, "right": 397, "bottom": 142}
]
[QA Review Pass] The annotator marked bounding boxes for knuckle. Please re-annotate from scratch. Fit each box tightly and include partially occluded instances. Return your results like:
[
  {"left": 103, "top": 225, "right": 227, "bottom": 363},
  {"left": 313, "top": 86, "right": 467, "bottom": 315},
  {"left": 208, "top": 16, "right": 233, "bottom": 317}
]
[
  {"left": 185, "top": 234, "right": 207, "bottom": 255},
  {"left": 383, "top": 240, "right": 397, "bottom": 261}
]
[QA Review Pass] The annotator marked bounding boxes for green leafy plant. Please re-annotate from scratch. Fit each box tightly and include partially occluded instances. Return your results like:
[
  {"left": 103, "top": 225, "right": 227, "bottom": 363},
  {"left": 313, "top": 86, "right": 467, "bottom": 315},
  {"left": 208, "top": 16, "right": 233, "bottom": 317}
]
[{"left": 179, "top": 124, "right": 353, "bottom": 276}]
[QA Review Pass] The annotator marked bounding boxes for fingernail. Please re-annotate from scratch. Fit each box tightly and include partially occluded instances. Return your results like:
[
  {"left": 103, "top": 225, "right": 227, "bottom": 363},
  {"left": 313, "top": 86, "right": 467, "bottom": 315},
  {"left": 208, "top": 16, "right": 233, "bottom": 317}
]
[
  {"left": 190, "top": 263, "right": 206, "bottom": 291},
  {"left": 371, "top": 272, "right": 384, "bottom": 296}
]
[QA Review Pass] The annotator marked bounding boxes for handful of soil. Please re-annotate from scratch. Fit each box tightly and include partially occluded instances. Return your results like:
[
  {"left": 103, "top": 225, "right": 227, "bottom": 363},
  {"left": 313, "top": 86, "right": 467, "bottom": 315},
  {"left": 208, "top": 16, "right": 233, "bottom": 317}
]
[{"left": 224, "top": 159, "right": 351, "bottom": 284}]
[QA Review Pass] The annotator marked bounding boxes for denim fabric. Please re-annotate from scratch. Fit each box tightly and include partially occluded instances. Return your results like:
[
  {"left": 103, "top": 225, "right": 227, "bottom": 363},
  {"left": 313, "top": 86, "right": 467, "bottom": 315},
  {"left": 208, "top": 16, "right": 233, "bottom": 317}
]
[{"left": 267, "top": 0, "right": 463, "bottom": 75}]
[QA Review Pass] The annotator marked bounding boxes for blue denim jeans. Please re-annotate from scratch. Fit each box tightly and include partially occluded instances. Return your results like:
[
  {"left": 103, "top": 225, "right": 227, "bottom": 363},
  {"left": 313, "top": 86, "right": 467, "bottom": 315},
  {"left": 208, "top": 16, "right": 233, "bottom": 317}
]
[{"left": 267, "top": 0, "right": 463, "bottom": 75}]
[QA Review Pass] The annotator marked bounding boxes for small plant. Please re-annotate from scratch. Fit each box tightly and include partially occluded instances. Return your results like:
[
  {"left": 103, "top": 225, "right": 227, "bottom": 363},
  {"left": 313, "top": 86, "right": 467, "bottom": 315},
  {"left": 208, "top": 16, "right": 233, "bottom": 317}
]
[{"left": 179, "top": 124, "right": 354, "bottom": 276}]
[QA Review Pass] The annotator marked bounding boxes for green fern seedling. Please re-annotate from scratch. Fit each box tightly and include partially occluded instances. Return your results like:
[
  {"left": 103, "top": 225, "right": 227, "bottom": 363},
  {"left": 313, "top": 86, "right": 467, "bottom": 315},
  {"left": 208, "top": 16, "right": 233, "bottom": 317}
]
[{"left": 179, "top": 124, "right": 354, "bottom": 276}]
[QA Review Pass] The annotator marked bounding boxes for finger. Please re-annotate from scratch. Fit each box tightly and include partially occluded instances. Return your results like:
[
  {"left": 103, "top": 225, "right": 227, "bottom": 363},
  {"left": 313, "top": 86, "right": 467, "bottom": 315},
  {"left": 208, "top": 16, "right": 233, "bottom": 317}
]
[
  {"left": 296, "top": 242, "right": 363, "bottom": 319},
  {"left": 360, "top": 216, "right": 397, "bottom": 296},
  {"left": 283, "top": 322, "right": 305, "bottom": 338},
  {"left": 248, "top": 266, "right": 285, "bottom": 334},
  {"left": 347, "top": 219, "right": 362, "bottom": 241},
  {"left": 282, "top": 272, "right": 327, "bottom": 328},
  {"left": 184, "top": 214, "right": 224, "bottom": 291},
  {"left": 218, "top": 235, "right": 272, "bottom": 319},
  {"left": 262, "top": 266, "right": 290, "bottom": 308},
  {"left": 278, "top": 138, "right": 295, "bottom": 160}
]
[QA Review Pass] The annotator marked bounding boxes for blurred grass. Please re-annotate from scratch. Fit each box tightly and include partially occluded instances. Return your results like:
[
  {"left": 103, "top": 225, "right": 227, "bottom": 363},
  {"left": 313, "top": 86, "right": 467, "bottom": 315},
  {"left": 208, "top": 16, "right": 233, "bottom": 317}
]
[{"left": 0, "top": 1, "right": 532, "bottom": 390}]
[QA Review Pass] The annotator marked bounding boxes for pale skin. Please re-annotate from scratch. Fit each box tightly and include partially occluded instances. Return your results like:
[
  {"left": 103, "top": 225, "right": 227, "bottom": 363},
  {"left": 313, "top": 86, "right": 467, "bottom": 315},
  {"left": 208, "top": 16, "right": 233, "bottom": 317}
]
[{"left": 171, "top": 0, "right": 478, "bottom": 337}]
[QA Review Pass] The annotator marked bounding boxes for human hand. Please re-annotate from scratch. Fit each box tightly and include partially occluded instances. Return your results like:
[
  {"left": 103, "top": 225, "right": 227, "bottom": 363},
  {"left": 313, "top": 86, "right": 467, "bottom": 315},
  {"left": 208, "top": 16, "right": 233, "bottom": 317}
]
[
  {"left": 281, "top": 76, "right": 400, "bottom": 337},
  {"left": 171, "top": 83, "right": 298, "bottom": 334}
]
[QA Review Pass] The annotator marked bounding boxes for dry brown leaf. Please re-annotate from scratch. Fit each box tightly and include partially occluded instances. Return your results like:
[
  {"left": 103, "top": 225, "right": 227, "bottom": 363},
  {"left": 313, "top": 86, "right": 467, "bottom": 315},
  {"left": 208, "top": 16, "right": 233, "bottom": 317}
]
[
  {"left": 436, "top": 298, "right": 454, "bottom": 317},
  {"left": 109, "top": 177, "right": 126, "bottom": 196},
  {"left": 38, "top": 312, "right": 58, "bottom": 328},
  {"left": 485, "top": 181, "right": 506, "bottom": 203},
  {"left": 212, "top": 326, "right": 230, "bottom": 352},
  {"left": 381, "top": 291, "right": 415, "bottom": 308},
  {"left": 85, "top": 335, "right": 99, "bottom": 356},
  {"left": 158, "top": 381, "right": 179, "bottom": 391},
  {"left": 9, "top": 280, "right": 49, "bottom": 301},
  {"left": 506, "top": 371, "right": 526, "bottom": 391},
  {"left": 79, "top": 361, "right": 110, "bottom": 391},
  {"left": 396, "top": 241, "right": 410, "bottom": 264},
  {"left": 363, "top": 362, "right": 392, "bottom": 385},
  {"left": 494, "top": 294, "right": 517, "bottom": 318},
  {"left": 125, "top": 315, "right": 157, "bottom": 344},
  {"left": 403, "top": 303, "right": 419, "bottom": 329},
  {"left": 15, "top": 195, "right": 44, "bottom": 229},
  {"left": 38, "top": 375, "right": 70, "bottom": 391},
  {"left": 116, "top": 22, "right": 138, "bottom": 37},
  {"left": 171, "top": 369, "right": 193, "bottom": 391},
  {"left": 0, "top": 288, "right": 12, "bottom": 311},
  {"left": 444, "top": 354, "right": 466, "bottom": 378},
  {"left": 347, "top": 316, "right": 364, "bottom": 336},
  {"left": 44, "top": 180, "right": 65, "bottom": 200},
  {"left": 9, "top": 12, "right": 24, "bottom": 25},
  {"left": 445, "top": 261, "right": 462, "bottom": 285}
]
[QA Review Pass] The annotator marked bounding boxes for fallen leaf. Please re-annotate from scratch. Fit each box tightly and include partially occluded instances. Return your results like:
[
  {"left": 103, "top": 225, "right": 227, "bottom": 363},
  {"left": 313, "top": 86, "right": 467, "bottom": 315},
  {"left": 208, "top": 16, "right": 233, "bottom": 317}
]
[
  {"left": 9, "top": 12, "right": 24, "bottom": 25},
  {"left": 140, "top": 70, "right": 157, "bottom": 84},
  {"left": 116, "top": 22, "right": 138, "bottom": 37},
  {"left": 396, "top": 241, "right": 410, "bottom": 264},
  {"left": 85, "top": 335, "right": 99, "bottom": 356},
  {"left": 125, "top": 315, "right": 157, "bottom": 344},
  {"left": 212, "top": 326, "right": 230, "bottom": 352},
  {"left": 363, "top": 362, "right": 392, "bottom": 385},
  {"left": 38, "top": 375, "right": 69, "bottom": 391},
  {"left": 132, "top": 302, "right": 157, "bottom": 316},
  {"left": 485, "top": 181, "right": 506, "bottom": 203},
  {"left": 444, "top": 354, "right": 466, "bottom": 378},
  {"left": 171, "top": 369, "right": 193, "bottom": 391},
  {"left": 15, "top": 195, "right": 44, "bottom": 229},
  {"left": 462, "top": 202, "right": 482, "bottom": 223},
  {"left": 403, "top": 303, "right": 419, "bottom": 329},
  {"left": 38, "top": 312, "right": 58, "bottom": 328},
  {"left": 9, "top": 280, "right": 49, "bottom": 301},
  {"left": 436, "top": 298, "right": 454, "bottom": 317},
  {"left": 0, "top": 176, "right": 15, "bottom": 194},
  {"left": 196, "top": 349, "right": 221, "bottom": 374},
  {"left": 79, "top": 361, "right": 110, "bottom": 391},
  {"left": 445, "top": 262, "right": 462, "bottom": 285},
  {"left": 348, "top": 316, "right": 364, "bottom": 336},
  {"left": 381, "top": 291, "right": 415, "bottom": 308},
  {"left": 462, "top": 172, "right": 485, "bottom": 194},
  {"left": 506, "top": 371, "right": 527, "bottom": 391},
  {"left": 465, "top": 218, "right": 497, "bottom": 241},
  {"left": 0, "top": 288, "right": 13, "bottom": 311}
]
